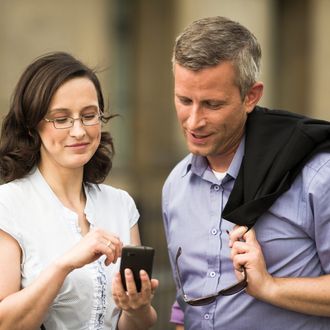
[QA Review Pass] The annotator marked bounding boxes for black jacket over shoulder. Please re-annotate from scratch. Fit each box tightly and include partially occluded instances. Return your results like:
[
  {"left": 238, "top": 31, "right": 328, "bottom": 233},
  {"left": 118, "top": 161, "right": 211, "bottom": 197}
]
[{"left": 222, "top": 106, "right": 330, "bottom": 228}]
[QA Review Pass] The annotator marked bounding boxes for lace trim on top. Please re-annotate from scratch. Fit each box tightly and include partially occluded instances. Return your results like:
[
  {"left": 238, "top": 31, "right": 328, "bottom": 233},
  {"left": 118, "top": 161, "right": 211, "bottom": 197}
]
[
  {"left": 64, "top": 209, "right": 108, "bottom": 330},
  {"left": 88, "top": 259, "right": 107, "bottom": 330}
]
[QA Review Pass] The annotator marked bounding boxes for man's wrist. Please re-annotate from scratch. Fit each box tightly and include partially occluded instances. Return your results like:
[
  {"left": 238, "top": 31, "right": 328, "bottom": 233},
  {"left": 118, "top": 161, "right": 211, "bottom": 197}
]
[{"left": 254, "top": 274, "right": 278, "bottom": 303}]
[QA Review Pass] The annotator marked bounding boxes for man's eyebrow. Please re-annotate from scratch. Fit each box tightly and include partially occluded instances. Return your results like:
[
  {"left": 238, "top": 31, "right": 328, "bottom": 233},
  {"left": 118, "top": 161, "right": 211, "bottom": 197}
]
[
  {"left": 175, "top": 93, "right": 190, "bottom": 99},
  {"left": 202, "top": 99, "right": 227, "bottom": 104}
]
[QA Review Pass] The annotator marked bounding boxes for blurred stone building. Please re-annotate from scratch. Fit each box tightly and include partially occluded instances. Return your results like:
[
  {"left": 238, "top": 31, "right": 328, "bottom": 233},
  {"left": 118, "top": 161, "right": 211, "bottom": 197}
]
[{"left": 0, "top": 0, "right": 329, "bottom": 328}]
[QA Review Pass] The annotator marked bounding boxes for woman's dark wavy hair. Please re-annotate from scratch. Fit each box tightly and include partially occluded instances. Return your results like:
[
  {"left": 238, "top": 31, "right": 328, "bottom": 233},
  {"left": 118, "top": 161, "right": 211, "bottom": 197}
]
[{"left": 0, "top": 52, "right": 115, "bottom": 184}]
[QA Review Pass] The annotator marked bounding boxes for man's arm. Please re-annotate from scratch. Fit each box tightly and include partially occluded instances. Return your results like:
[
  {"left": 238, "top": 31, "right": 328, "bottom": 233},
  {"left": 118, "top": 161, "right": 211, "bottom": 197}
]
[{"left": 229, "top": 227, "right": 330, "bottom": 316}]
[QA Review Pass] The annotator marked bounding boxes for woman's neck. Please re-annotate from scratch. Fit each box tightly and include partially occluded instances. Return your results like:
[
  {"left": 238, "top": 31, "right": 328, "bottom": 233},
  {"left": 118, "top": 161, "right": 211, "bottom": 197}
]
[{"left": 38, "top": 163, "right": 85, "bottom": 212}]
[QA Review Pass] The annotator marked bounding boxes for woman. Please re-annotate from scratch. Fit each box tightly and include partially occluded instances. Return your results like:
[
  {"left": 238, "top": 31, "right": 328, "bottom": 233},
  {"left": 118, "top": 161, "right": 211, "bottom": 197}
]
[{"left": 0, "top": 52, "right": 158, "bottom": 329}]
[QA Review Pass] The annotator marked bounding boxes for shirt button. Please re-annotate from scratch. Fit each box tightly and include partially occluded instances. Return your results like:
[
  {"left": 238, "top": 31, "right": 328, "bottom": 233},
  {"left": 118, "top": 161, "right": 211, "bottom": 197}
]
[
  {"left": 211, "top": 228, "right": 218, "bottom": 235},
  {"left": 213, "top": 185, "right": 220, "bottom": 191},
  {"left": 210, "top": 271, "right": 216, "bottom": 278},
  {"left": 204, "top": 313, "right": 210, "bottom": 320}
]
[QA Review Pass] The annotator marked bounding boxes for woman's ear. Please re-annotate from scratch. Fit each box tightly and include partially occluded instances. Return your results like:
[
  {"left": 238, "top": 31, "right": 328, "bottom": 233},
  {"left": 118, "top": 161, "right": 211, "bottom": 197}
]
[{"left": 244, "top": 82, "right": 264, "bottom": 113}]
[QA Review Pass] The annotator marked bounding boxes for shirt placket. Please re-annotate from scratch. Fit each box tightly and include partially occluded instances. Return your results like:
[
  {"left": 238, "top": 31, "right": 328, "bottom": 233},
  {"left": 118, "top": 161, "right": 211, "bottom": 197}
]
[{"left": 201, "top": 182, "right": 224, "bottom": 328}]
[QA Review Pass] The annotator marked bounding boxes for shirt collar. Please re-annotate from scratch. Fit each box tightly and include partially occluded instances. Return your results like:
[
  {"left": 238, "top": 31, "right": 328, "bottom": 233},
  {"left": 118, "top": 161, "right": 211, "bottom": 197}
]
[
  {"left": 227, "top": 135, "right": 245, "bottom": 180},
  {"left": 182, "top": 135, "right": 246, "bottom": 180}
]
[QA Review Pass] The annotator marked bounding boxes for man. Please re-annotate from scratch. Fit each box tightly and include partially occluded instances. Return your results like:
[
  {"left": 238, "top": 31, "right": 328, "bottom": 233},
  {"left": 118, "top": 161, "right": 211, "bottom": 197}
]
[{"left": 162, "top": 16, "right": 330, "bottom": 329}]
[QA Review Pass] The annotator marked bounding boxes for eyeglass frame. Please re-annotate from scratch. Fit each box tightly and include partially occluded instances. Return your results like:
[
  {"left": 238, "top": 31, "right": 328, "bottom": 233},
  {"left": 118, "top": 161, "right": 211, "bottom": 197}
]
[
  {"left": 175, "top": 246, "right": 247, "bottom": 306},
  {"left": 44, "top": 113, "right": 103, "bottom": 129}
]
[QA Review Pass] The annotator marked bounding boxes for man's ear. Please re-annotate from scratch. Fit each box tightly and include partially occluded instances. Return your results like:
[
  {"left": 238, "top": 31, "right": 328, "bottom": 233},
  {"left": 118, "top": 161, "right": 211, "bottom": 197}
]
[{"left": 244, "top": 82, "right": 264, "bottom": 113}]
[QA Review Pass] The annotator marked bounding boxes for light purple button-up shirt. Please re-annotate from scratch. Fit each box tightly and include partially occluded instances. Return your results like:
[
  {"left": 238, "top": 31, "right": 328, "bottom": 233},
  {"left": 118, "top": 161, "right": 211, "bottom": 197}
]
[{"left": 162, "top": 137, "right": 330, "bottom": 329}]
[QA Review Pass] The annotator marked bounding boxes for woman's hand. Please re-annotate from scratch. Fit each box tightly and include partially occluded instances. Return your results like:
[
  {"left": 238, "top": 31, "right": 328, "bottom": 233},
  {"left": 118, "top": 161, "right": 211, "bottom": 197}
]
[
  {"left": 56, "top": 228, "right": 123, "bottom": 272},
  {"left": 112, "top": 269, "right": 159, "bottom": 329},
  {"left": 112, "top": 269, "right": 158, "bottom": 311}
]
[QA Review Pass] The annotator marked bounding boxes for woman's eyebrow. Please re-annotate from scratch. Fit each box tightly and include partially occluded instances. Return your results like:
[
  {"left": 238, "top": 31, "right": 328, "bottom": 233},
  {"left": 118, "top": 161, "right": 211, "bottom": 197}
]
[
  {"left": 46, "top": 108, "right": 69, "bottom": 116},
  {"left": 48, "top": 105, "right": 99, "bottom": 114}
]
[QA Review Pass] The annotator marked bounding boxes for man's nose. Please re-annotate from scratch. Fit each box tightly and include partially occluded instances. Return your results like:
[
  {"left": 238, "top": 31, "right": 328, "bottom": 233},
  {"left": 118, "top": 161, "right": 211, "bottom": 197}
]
[{"left": 186, "top": 107, "right": 206, "bottom": 129}]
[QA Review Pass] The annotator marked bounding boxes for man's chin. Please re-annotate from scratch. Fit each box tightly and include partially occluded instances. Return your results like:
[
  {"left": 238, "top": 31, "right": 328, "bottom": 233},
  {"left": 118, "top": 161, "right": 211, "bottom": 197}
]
[{"left": 187, "top": 145, "right": 209, "bottom": 157}]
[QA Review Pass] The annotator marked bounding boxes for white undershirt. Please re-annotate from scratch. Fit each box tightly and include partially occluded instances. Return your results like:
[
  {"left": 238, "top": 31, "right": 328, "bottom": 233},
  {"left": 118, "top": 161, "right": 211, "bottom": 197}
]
[{"left": 212, "top": 169, "right": 227, "bottom": 181}]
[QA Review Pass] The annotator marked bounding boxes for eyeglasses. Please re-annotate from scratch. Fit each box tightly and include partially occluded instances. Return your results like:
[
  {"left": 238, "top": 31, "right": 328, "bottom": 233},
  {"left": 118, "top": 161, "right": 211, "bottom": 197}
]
[
  {"left": 175, "top": 247, "right": 247, "bottom": 306},
  {"left": 44, "top": 113, "right": 102, "bottom": 129}
]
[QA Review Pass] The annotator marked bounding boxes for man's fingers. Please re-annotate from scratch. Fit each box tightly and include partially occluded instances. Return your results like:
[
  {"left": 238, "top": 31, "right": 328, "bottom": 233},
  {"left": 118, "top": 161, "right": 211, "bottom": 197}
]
[{"left": 228, "top": 225, "right": 249, "bottom": 247}]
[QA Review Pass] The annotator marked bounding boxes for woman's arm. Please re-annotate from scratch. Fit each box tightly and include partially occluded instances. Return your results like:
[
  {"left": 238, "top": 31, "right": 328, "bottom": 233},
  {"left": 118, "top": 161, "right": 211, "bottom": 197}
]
[
  {"left": 0, "top": 228, "right": 121, "bottom": 330},
  {"left": 115, "top": 224, "right": 158, "bottom": 330},
  {"left": 0, "top": 229, "right": 70, "bottom": 329}
]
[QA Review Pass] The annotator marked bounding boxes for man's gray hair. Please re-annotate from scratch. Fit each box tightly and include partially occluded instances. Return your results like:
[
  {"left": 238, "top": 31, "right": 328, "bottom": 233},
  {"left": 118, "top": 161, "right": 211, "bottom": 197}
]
[{"left": 173, "top": 16, "right": 261, "bottom": 99}]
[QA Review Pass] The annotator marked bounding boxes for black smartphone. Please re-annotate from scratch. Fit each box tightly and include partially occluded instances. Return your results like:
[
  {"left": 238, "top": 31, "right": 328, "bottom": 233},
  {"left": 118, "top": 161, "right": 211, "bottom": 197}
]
[{"left": 120, "top": 245, "right": 155, "bottom": 292}]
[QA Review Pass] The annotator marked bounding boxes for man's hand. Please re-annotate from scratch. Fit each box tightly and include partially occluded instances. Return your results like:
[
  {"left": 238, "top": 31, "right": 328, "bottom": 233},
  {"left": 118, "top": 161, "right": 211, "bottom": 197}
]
[{"left": 228, "top": 226, "right": 274, "bottom": 300}]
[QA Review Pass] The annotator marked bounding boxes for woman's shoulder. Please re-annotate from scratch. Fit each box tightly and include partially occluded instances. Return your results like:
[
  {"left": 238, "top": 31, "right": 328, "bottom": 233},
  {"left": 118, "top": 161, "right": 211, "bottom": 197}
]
[
  {"left": 0, "top": 169, "right": 46, "bottom": 207},
  {"left": 87, "top": 183, "right": 136, "bottom": 205},
  {"left": 0, "top": 176, "right": 28, "bottom": 199},
  {"left": 86, "top": 183, "right": 139, "bottom": 225},
  {"left": 0, "top": 177, "right": 33, "bottom": 230}
]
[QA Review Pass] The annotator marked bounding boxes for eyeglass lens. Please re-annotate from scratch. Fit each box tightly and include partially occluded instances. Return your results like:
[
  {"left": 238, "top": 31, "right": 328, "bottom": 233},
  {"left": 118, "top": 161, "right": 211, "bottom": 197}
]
[{"left": 48, "top": 114, "right": 101, "bottom": 129}]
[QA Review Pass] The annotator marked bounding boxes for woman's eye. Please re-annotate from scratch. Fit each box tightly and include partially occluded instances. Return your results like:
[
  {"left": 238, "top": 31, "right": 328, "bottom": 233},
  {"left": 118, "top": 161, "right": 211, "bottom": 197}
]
[
  {"left": 54, "top": 117, "right": 70, "bottom": 124},
  {"left": 82, "top": 114, "right": 97, "bottom": 121}
]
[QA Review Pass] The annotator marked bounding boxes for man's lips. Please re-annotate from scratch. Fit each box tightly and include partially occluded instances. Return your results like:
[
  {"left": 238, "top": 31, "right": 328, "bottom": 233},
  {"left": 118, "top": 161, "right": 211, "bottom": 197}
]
[
  {"left": 190, "top": 132, "right": 211, "bottom": 139},
  {"left": 187, "top": 131, "right": 212, "bottom": 144}
]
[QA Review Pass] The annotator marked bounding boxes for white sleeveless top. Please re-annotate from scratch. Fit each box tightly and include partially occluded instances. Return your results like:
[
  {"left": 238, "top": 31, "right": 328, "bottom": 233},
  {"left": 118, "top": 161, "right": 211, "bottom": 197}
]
[{"left": 0, "top": 168, "right": 139, "bottom": 329}]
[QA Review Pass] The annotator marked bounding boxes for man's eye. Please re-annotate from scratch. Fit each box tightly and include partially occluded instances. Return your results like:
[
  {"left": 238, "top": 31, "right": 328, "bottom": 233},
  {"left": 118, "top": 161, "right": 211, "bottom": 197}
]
[
  {"left": 179, "top": 98, "right": 192, "bottom": 105},
  {"left": 205, "top": 102, "right": 223, "bottom": 109},
  {"left": 54, "top": 117, "right": 70, "bottom": 124},
  {"left": 208, "top": 104, "right": 220, "bottom": 109}
]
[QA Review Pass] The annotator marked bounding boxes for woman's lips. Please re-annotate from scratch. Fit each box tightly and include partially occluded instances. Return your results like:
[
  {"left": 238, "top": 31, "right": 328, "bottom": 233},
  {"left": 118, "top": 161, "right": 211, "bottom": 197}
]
[{"left": 66, "top": 142, "right": 89, "bottom": 150}]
